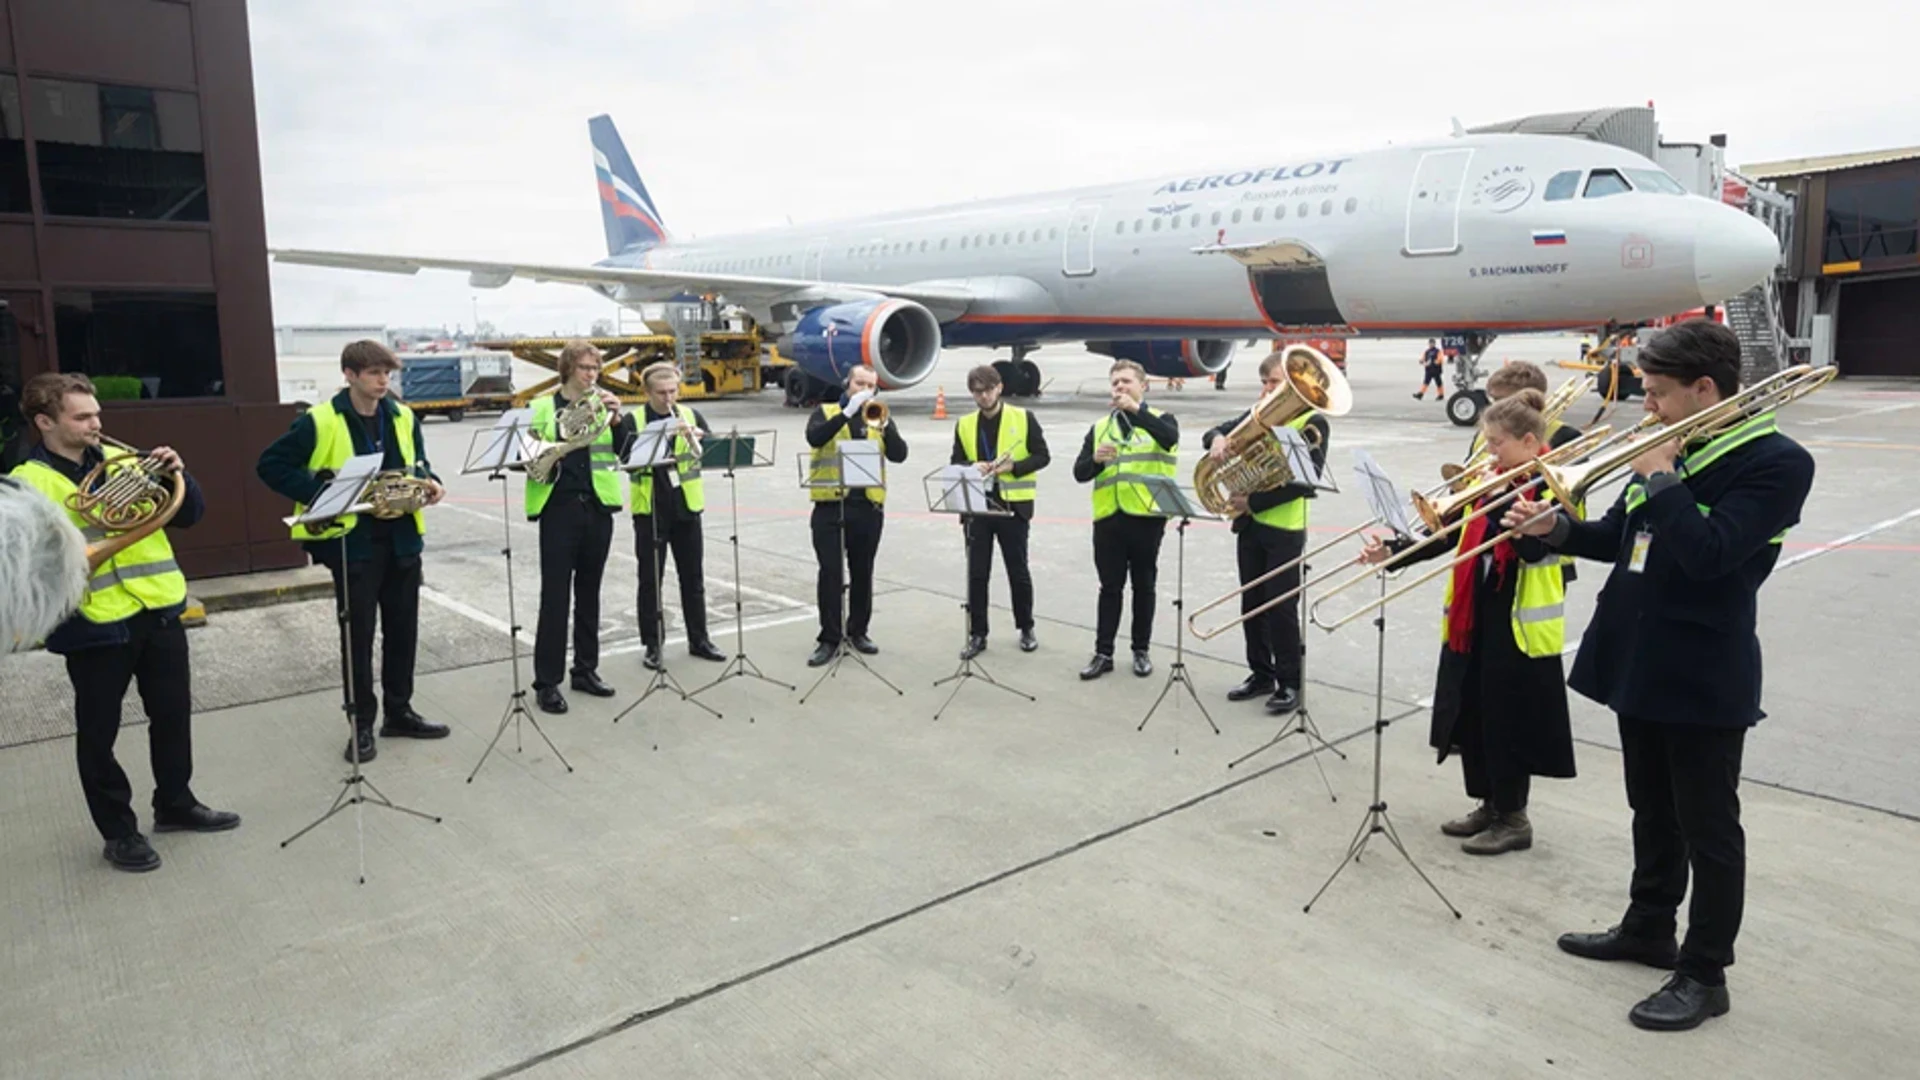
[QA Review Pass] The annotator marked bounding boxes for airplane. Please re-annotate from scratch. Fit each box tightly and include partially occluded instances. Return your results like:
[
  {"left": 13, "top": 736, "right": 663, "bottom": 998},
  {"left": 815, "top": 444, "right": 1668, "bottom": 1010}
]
[{"left": 273, "top": 113, "right": 1782, "bottom": 419}]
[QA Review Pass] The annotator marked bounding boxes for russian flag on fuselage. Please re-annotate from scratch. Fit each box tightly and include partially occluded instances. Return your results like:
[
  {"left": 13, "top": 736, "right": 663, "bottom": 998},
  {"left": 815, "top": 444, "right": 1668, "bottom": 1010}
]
[{"left": 1532, "top": 229, "right": 1567, "bottom": 247}]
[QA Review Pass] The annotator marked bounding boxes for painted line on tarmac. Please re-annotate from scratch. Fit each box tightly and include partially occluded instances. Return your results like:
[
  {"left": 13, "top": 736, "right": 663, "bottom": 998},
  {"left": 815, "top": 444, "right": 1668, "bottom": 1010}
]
[{"left": 1802, "top": 400, "right": 1920, "bottom": 426}]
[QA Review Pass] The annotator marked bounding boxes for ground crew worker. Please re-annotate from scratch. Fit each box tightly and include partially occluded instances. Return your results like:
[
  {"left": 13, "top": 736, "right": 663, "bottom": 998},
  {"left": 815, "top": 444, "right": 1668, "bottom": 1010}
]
[
  {"left": 13, "top": 373, "right": 240, "bottom": 872},
  {"left": 1073, "top": 359, "right": 1179, "bottom": 680}
]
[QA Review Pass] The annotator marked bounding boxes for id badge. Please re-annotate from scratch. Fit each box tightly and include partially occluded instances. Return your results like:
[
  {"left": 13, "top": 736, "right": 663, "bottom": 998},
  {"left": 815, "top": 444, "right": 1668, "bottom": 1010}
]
[
  {"left": 667, "top": 468, "right": 682, "bottom": 489},
  {"left": 1628, "top": 529, "right": 1652, "bottom": 574}
]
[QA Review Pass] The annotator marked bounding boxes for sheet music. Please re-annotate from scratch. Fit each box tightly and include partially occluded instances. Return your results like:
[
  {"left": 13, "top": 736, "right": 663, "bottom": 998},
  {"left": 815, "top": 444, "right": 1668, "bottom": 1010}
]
[
  {"left": 838, "top": 441, "right": 884, "bottom": 489},
  {"left": 625, "top": 417, "right": 680, "bottom": 469},
  {"left": 1351, "top": 450, "right": 1414, "bottom": 537},
  {"left": 933, "top": 465, "right": 994, "bottom": 513},
  {"left": 1138, "top": 475, "right": 1211, "bottom": 520},
  {"left": 1273, "top": 426, "right": 1329, "bottom": 490},
  {"left": 465, "top": 408, "right": 535, "bottom": 473},
  {"left": 300, "top": 452, "right": 384, "bottom": 523}
]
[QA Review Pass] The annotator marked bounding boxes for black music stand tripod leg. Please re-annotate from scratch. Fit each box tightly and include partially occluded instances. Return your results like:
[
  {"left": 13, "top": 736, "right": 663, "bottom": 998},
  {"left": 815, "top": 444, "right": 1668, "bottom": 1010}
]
[
  {"left": 800, "top": 473, "right": 902, "bottom": 705},
  {"left": 1136, "top": 516, "right": 1220, "bottom": 740},
  {"left": 1227, "top": 562, "right": 1341, "bottom": 800},
  {"left": 614, "top": 509, "right": 724, "bottom": 728},
  {"left": 931, "top": 512, "right": 1034, "bottom": 720},
  {"left": 687, "top": 457, "right": 795, "bottom": 716},
  {"left": 470, "top": 458, "right": 573, "bottom": 781}
]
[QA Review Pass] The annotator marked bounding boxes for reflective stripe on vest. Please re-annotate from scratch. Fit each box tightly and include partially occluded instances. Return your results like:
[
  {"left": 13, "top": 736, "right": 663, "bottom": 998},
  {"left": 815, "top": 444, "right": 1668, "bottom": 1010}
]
[
  {"left": 956, "top": 405, "right": 1036, "bottom": 502},
  {"left": 1250, "top": 413, "right": 1312, "bottom": 532},
  {"left": 810, "top": 403, "right": 886, "bottom": 506},
  {"left": 525, "top": 393, "right": 623, "bottom": 517},
  {"left": 10, "top": 459, "right": 188, "bottom": 624},
  {"left": 1438, "top": 496, "right": 1566, "bottom": 658},
  {"left": 631, "top": 404, "right": 706, "bottom": 514},
  {"left": 290, "top": 399, "right": 426, "bottom": 541},
  {"left": 1090, "top": 407, "right": 1176, "bottom": 520},
  {"left": 1621, "top": 412, "right": 1786, "bottom": 543}
]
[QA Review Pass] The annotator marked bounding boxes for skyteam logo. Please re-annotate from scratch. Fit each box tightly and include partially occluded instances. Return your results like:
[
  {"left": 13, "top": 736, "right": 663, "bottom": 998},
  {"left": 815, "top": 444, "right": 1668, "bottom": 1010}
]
[{"left": 1470, "top": 165, "right": 1534, "bottom": 213}]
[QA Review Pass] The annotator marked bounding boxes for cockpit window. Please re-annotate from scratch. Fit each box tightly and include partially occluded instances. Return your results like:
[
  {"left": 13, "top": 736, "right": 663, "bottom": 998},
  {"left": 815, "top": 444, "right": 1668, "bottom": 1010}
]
[
  {"left": 1544, "top": 170, "right": 1581, "bottom": 201},
  {"left": 1625, "top": 168, "right": 1687, "bottom": 195},
  {"left": 1584, "top": 169, "right": 1632, "bottom": 198}
]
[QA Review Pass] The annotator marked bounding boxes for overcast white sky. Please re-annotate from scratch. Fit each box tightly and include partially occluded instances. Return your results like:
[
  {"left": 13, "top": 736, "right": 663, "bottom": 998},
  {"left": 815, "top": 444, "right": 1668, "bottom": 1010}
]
[{"left": 254, "top": 0, "right": 1914, "bottom": 335}]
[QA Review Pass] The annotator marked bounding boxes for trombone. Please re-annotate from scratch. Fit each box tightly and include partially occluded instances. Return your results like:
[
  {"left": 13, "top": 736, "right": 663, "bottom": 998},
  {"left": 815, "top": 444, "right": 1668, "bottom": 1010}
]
[
  {"left": 1305, "top": 363, "right": 1839, "bottom": 634},
  {"left": 1184, "top": 423, "right": 1616, "bottom": 642}
]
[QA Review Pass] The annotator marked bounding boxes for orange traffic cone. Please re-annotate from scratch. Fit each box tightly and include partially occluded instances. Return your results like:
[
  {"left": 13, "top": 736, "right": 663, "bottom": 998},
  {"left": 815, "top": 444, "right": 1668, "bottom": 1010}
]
[{"left": 933, "top": 386, "right": 948, "bottom": 420}]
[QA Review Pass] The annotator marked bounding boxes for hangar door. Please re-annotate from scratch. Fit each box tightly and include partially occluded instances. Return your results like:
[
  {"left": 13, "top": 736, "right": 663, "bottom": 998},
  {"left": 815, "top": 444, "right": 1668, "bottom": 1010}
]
[{"left": 1837, "top": 275, "right": 1920, "bottom": 377}]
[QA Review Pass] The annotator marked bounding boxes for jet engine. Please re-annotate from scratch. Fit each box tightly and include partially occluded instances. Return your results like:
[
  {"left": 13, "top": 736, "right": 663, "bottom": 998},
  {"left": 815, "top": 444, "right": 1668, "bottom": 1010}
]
[
  {"left": 782, "top": 299, "right": 943, "bottom": 391},
  {"left": 1087, "top": 339, "right": 1236, "bottom": 378}
]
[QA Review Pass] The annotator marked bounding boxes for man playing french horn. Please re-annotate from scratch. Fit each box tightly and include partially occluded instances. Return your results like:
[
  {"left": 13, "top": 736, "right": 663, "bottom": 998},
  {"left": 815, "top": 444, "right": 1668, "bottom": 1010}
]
[
  {"left": 526, "top": 340, "right": 628, "bottom": 714},
  {"left": 630, "top": 361, "right": 724, "bottom": 669},
  {"left": 258, "top": 340, "right": 449, "bottom": 764},
  {"left": 11, "top": 373, "right": 240, "bottom": 873}
]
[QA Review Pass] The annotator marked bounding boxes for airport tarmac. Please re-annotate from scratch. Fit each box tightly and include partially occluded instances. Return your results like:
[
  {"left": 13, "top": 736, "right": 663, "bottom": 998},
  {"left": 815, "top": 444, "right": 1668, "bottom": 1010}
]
[{"left": 2, "top": 337, "right": 1917, "bottom": 1079}]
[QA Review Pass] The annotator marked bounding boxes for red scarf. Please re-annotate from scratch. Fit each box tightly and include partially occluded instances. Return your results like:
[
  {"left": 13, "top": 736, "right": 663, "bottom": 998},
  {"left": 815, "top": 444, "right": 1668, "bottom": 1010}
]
[{"left": 1444, "top": 455, "right": 1543, "bottom": 654}]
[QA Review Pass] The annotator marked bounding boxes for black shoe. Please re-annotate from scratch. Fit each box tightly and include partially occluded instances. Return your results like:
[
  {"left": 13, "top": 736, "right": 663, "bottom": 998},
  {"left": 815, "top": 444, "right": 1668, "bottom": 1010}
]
[
  {"left": 1265, "top": 686, "right": 1302, "bottom": 714},
  {"left": 689, "top": 641, "right": 727, "bottom": 662},
  {"left": 1227, "top": 676, "right": 1276, "bottom": 702},
  {"left": 642, "top": 646, "right": 662, "bottom": 671},
  {"left": 570, "top": 671, "right": 616, "bottom": 697},
  {"left": 1019, "top": 628, "right": 1038, "bottom": 652},
  {"left": 380, "top": 707, "right": 449, "bottom": 739},
  {"left": 1132, "top": 651, "right": 1153, "bottom": 677},
  {"left": 1557, "top": 925, "right": 1679, "bottom": 970},
  {"left": 960, "top": 634, "right": 986, "bottom": 661},
  {"left": 153, "top": 804, "right": 241, "bottom": 834},
  {"left": 537, "top": 686, "right": 569, "bottom": 714},
  {"left": 103, "top": 834, "right": 160, "bottom": 873},
  {"left": 808, "top": 642, "right": 836, "bottom": 667},
  {"left": 1079, "top": 654, "right": 1113, "bottom": 680},
  {"left": 344, "top": 727, "right": 378, "bottom": 763},
  {"left": 849, "top": 634, "right": 879, "bottom": 655},
  {"left": 1629, "top": 975, "right": 1731, "bottom": 1032}
]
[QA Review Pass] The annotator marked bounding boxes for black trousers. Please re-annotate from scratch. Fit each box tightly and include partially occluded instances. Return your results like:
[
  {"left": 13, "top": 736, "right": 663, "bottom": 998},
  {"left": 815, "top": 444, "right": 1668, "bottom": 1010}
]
[
  {"left": 1458, "top": 705, "right": 1532, "bottom": 814},
  {"left": 1618, "top": 715, "right": 1748, "bottom": 983},
  {"left": 1420, "top": 363, "right": 1445, "bottom": 390},
  {"left": 1092, "top": 513, "right": 1165, "bottom": 657},
  {"left": 65, "top": 610, "right": 196, "bottom": 841},
  {"left": 1237, "top": 524, "right": 1304, "bottom": 688},
  {"left": 633, "top": 510, "right": 710, "bottom": 648},
  {"left": 533, "top": 493, "right": 614, "bottom": 687},
  {"left": 965, "top": 513, "right": 1034, "bottom": 638},
  {"left": 812, "top": 501, "right": 883, "bottom": 644},
  {"left": 325, "top": 544, "right": 421, "bottom": 729}
]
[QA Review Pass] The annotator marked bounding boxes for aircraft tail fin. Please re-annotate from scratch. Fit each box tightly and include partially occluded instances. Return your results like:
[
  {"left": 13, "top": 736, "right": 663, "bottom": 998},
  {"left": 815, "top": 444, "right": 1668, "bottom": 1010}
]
[{"left": 590, "top": 115, "right": 669, "bottom": 256}]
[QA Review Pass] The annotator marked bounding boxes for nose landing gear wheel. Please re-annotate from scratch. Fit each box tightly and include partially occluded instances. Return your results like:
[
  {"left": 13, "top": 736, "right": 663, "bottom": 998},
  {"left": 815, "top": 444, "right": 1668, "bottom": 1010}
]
[{"left": 1446, "top": 389, "right": 1487, "bottom": 427}]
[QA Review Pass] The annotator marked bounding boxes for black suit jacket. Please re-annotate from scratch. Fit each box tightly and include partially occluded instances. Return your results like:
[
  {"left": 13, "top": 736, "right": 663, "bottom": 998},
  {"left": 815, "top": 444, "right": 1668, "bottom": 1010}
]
[{"left": 1552, "top": 430, "right": 1814, "bottom": 728}]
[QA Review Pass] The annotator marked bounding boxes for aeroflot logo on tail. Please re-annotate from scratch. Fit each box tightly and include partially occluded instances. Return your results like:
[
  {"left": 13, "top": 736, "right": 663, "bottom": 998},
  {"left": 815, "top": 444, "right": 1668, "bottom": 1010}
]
[{"left": 1154, "top": 159, "right": 1353, "bottom": 195}]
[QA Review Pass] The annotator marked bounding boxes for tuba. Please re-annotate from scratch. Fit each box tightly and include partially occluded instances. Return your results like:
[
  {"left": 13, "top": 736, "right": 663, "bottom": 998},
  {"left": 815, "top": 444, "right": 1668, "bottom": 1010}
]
[
  {"left": 1193, "top": 344, "right": 1353, "bottom": 517},
  {"left": 69, "top": 436, "right": 187, "bottom": 571},
  {"left": 526, "top": 392, "right": 612, "bottom": 486}
]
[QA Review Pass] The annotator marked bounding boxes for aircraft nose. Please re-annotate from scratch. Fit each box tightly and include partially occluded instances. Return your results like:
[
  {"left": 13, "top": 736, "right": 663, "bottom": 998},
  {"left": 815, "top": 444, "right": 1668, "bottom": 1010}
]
[{"left": 1696, "top": 207, "right": 1781, "bottom": 305}]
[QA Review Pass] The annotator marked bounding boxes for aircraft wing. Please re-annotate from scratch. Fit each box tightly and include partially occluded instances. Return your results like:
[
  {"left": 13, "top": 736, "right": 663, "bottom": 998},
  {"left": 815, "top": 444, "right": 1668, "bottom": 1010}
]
[{"left": 269, "top": 248, "right": 979, "bottom": 311}]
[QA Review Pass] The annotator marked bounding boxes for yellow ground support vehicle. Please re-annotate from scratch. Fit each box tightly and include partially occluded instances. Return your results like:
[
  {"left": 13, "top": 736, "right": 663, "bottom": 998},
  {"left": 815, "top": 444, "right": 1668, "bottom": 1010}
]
[{"left": 479, "top": 324, "right": 793, "bottom": 408}]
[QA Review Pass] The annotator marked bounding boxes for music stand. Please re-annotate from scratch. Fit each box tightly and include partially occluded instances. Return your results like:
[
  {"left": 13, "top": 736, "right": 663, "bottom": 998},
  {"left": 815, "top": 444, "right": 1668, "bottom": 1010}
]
[
  {"left": 1133, "top": 475, "right": 1220, "bottom": 743},
  {"left": 795, "top": 441, "right": 903, "bottom": 704},
  {"left": 460, "top": 410, "right": 574, "bottom": 781},
  {"left": 1228, "top": 425, "right": 1345, "bottom": 799},
  {"left": 685, "top": 428, "right": 793, "bottom": 718},
  {"left": 613, "top": 416, "right": 722, "bottom": 731},
  {"left": 279, "top": 451, "right": 442, "bottom": 883},
  {"left": 1304, "top": 574, "right": 1460, "bottom": 918},
  {"left": 923, "top": 465, "right": 1035, "bottom": 720}
]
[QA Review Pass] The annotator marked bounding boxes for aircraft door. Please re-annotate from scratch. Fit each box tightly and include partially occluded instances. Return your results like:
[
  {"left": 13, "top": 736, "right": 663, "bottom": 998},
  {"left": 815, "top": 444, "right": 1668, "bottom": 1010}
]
[
  {"left": 1063, "top": 200, "right": 1103, "bottom": 277},
  {"left": 804, "top": 242, "right": 826, "bottom": 281},
  {"left": 1404, "top": 149, "right": 1474, "bottom": 255}
]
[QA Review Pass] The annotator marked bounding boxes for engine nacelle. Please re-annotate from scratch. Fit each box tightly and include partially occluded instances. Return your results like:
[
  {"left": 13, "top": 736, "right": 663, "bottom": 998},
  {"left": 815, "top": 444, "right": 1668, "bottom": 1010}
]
[
  {"left": 782, "top": 299, "right": 942, "bottom": 391},
  {"left": 1086, "top": 339, "right": 1236, "bottom": 378}
]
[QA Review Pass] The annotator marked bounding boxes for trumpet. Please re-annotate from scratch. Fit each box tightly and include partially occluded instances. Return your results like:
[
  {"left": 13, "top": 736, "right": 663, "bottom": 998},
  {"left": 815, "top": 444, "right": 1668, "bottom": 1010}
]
[
  {"left": 70, "top": 435, "right": 187, "bottom": 571},
  {"left": 861, "top": 397, "right": 889, "bottom": 428},
  {"left": 1185, "top": 426, "right": 1613, "bottom": 642},
  {"left": 1305, "top": 363, "right": 1839, "bottom": 634}
]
